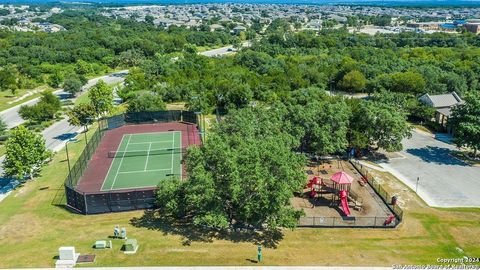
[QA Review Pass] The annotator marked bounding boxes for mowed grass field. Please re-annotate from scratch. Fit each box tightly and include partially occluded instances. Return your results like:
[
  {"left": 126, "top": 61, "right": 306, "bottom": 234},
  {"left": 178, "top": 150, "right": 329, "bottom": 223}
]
[{"left": 0, "top": 128, "right": 479, "bottom": 268}]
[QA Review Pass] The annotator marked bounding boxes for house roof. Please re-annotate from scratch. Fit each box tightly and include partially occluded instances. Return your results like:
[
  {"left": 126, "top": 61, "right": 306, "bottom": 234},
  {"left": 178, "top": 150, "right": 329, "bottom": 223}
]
[
  {"left": 420, "top": 92, "right": 463, "bottom": 108},
  {"left": 437, "top": 107, "right": 453, "bottom": 117}
]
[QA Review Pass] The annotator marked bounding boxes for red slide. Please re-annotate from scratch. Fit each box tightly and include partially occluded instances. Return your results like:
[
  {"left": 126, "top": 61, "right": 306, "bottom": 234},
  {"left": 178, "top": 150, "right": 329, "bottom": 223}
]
[{"left": 339, "top": 190, "right": 351, "bottom": 216}]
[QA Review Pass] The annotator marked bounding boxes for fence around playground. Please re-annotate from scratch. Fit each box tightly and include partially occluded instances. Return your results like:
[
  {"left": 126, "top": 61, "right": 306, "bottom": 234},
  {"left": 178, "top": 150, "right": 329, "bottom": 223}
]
[
  {"left": 350, "top": 159, "right": 404, "bottom": 222},
  {"left": 64, "top": 110, "right": 201, "bottom": 215},
  {"left": 295, "top": 158, "right": 403, "bottom": 229}
]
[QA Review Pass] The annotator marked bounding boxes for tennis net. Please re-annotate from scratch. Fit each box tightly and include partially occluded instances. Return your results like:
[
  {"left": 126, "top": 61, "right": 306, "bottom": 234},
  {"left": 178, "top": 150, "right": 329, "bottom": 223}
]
[{"left": 107, "top": 148, "right": 185, "bottom": 158}]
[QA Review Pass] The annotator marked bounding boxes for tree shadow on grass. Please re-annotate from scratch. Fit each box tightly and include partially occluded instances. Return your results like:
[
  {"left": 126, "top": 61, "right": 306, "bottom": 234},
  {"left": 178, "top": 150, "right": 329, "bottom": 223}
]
[{"left": 130, "top": 210, "right": 283, "bottom": 248}]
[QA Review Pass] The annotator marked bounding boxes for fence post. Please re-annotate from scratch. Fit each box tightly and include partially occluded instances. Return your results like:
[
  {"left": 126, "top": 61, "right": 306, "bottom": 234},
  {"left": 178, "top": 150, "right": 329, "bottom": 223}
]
[
  {"left": 374, "top": 216, "right": 377, "bottom": 227},
  {"left": 84, "top": 193, "right": 88, "bottom": 215}
]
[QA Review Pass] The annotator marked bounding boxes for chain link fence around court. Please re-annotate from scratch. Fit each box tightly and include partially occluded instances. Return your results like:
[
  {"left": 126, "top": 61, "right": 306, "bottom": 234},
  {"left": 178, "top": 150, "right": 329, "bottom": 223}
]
[{"left": 64, "top": 110, "right": 200, "bottom": 215}]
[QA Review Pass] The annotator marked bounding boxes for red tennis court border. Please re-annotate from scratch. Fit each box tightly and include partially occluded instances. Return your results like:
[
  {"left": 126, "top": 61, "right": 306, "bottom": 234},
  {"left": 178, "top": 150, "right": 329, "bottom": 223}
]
[{"left": 76, "top": 122, "right": 201, "bottom": 193}]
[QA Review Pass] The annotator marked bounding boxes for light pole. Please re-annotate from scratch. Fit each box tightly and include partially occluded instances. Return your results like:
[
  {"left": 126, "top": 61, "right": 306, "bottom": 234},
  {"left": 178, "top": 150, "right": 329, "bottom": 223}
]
[
  {"left": 202, "top": 113, "right": 206, "bottom": 142},
  {"left": 415, "top": 177, "right": 420, "bottom": 193},
  {"left": 65, "top": 140, "right": 73, "bottom": 185},
  {"left": 84, "top": 126, "right": 88, "bottom": 147},
  {"left": 194, "top": 111, "right": 201, "bottom": 144}
]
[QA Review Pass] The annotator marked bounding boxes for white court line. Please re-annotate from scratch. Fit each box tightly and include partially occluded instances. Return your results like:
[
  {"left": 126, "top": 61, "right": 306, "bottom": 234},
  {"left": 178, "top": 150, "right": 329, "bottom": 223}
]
[
  {"left": 124, "top": 131, "right": 182, "bottom": 136},
  {"left": 128, "top": 140, "right": 173, "bottom": 145},
  {"left": 101, "top": 135, "right": 127, "bottom": 191},
  {"left": 112, "top": 148, "right": 182, "bottom": 154},
  {"left": 144, "top": 142, "right": 152, "bottom": 171},
  {"left": 110, "top": 134, "right": 132, "bottom": 190},
  {"left": 170, "top": 131, "right": 174, "bottom": 174},
  {"left": 118, "top": 168, "right": 172, "bottom": 174},
  {"left": 179, "top": 131, "right": 183, "bottom": 180}
]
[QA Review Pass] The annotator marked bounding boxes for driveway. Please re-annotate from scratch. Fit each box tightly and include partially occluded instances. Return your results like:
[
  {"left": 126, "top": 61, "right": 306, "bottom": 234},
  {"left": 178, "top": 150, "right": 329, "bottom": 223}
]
[{"left": 379, "top": 130, "right": 480, "bottom": 207}]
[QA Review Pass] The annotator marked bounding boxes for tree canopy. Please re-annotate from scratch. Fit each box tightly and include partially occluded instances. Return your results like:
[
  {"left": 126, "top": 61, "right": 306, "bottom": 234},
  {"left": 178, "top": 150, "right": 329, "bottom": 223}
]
[
  {"left": 449, "top": 93, "right": 480, "bottom": 157},
  {"left": 19, "top": 91, "right": 61, "bottom": 123},
  {"left": 67, "top": 103, "right": 97, "bottom": 130},
  {"left": 156, "top": 106, "right": 306, "bottom": 230},
  {"left": 88, "top": 80, "right": 113, "bottom": 115},
  {"left": 3, "top": 126, "right": 51, "bottom": 179}
]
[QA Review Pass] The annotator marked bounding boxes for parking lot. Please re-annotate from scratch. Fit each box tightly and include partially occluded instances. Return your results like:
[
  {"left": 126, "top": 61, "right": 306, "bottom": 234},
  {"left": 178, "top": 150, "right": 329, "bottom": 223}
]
[{"left": 379, "top": 130, "right": 480, "bottom": 208}]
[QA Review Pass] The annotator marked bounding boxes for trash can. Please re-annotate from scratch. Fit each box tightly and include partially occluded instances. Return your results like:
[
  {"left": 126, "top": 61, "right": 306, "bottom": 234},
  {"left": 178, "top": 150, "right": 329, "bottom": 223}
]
[{"left": 391, "top": 196, "right": 398, "bottom": 206}]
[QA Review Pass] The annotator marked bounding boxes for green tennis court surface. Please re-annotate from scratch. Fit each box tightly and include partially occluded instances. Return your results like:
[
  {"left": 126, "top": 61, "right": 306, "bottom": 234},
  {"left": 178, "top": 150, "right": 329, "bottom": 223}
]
[{"left": 101, "top": 131, "right": 182, "bottom": 191}]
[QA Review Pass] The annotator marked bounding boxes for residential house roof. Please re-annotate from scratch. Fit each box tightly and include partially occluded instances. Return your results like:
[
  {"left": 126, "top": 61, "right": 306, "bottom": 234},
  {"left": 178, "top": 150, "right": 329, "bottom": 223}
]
[{"left": 419, "top": 92, "right": 463, "bottom": 108}]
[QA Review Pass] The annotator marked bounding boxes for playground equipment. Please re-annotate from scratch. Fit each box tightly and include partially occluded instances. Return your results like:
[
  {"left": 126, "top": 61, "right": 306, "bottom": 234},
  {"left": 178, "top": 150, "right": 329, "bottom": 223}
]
[
  {"left": 384, "top": 214, "right": 395, "bottom": 226},
  {"left": 339, "top": 190, "right": 351, "bottom": 216},
  {"left": 330, "top": 171, "right": 354, "bottom": 216},
  {"left": 307, "top": 176, "right": 325, "bottom": 199}
]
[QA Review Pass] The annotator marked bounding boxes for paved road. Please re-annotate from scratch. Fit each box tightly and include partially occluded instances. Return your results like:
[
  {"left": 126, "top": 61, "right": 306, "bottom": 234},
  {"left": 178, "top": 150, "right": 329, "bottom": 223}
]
[
  {"left": 379, "top": 130, "right": 480, "bottom": 207},
  {"left": 199, "top": 41, "right": 251, "bottom": 57},
  {"left": 0, "top": 70, "right": 128, "bottom": 176},
  {"left": 0, "top": 71, "right": 128, "bottom": 129}
]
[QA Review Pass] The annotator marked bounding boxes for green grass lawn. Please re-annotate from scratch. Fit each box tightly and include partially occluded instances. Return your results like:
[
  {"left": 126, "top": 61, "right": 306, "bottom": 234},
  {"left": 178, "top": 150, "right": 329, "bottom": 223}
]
[
  {"left": 73, "top": 92, "right": 91, "bottom": 105},
  {"left": 0, "top": 69, "right": 124, "bottom": 113},
  {"left": 196, "top": 44, "right": 225, "bottom": 52},
  {"left": 0, "top": 128, "right": 479, "bottom": 267},
  {"left": 0, "top": 86, "right": 52, "bottom": 112}
]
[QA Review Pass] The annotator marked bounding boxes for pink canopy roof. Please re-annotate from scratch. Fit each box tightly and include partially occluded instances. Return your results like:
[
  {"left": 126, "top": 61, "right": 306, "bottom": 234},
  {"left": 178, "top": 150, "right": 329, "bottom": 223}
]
[{"left": 330, "top": 171, "right": 353, "bottom": 184}]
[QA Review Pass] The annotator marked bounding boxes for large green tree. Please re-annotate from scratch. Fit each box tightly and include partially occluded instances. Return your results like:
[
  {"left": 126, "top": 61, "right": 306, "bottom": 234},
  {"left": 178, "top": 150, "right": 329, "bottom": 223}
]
[
  {"left": 3, "top": 126, "right": 51, "bottom": 179},
  {"left": 449, "top": 93, "right": 480, "bottom": 157},
  {"left": 127, "top": 92, "right": 166, "bottom": 113},
  {"left": 63, "top": 74, "right": 84, "bottom": 97},
  {"left": 156, "top": 106, "right": 306, "bottom": 230},
  {"left": 19, "top": 91, "right": 61, "bottom": 123},
  {"left": 349, "top": 100, "right": 412, "bottom": 152},
  {"left": 384, "top": 71, "right": 426, "bottom": 94},
  {"left": 0, "top": 117, "right": 7, "bottom": 135},
  {"left": 0, "top": 65, "right": 20, "bottom": 95},
  {"left": 67, "top": 103, "right": 97, "bottom": 131},
  {"left": 88, "top": 80, "right": 113, "bottom": 115},
  {"left": 338, "top": 70, "right": 367, "bottom": 93},
  {"left": 287, "top": 98, "right": 350, "bottom": 155}
]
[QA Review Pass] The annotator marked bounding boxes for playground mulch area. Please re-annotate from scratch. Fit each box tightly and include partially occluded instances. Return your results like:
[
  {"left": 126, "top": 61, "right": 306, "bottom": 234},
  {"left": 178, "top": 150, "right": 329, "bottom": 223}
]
[
  {"left": 292, "top": 159, "right": 394, "bottom": 226},
  {"left": 76, "top": 122, "right": 201, "bottom": 193}
]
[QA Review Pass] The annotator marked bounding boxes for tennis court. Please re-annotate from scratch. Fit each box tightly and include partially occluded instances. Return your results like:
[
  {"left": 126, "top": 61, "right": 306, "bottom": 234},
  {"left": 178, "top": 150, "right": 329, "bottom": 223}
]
[{"left": 101, "top": 131, "right": 182, "bottom": 191}]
